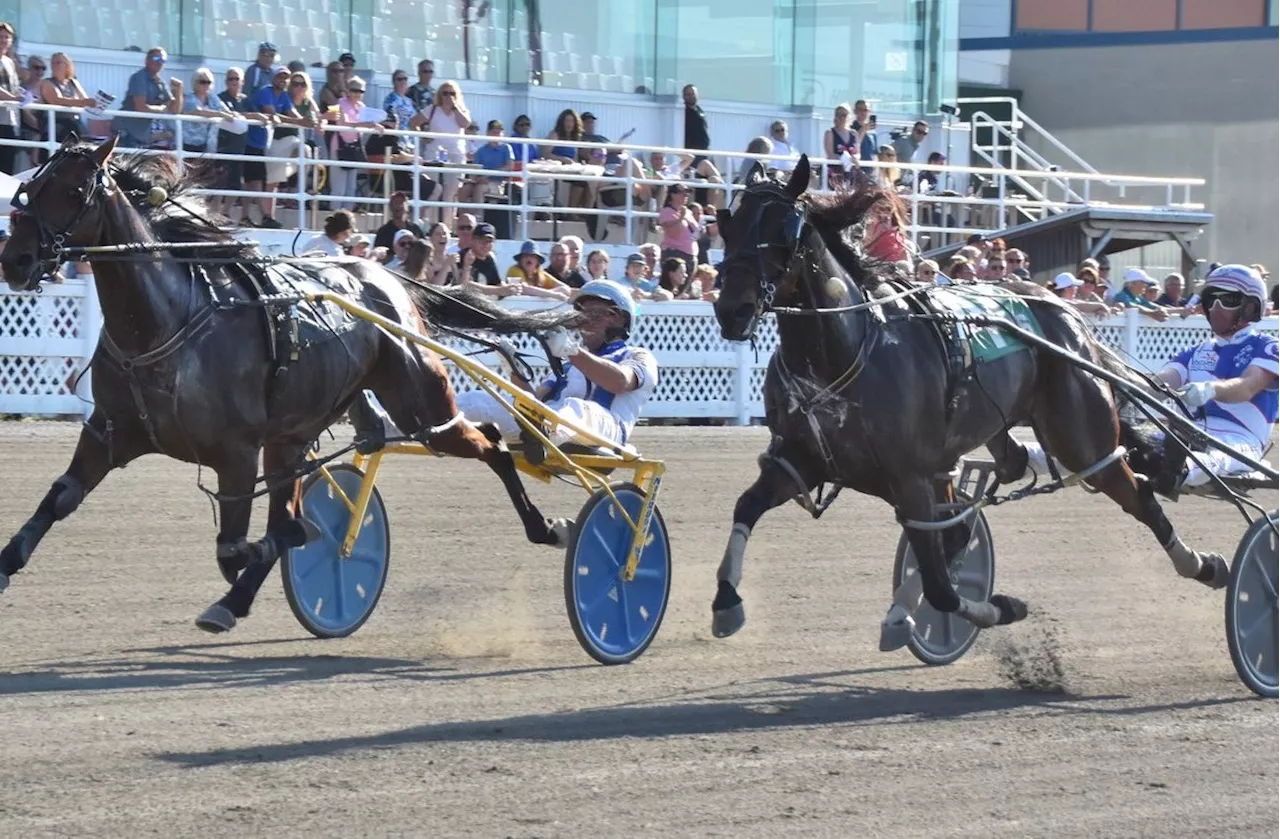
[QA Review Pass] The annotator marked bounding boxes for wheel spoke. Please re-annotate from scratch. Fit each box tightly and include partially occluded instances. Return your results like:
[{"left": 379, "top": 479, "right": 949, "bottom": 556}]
[
  {"left": 588, "top": 526, "right": 625, "bottom": 570},
  {"left": 1239, "top": 608, "right": 1273, "bottom": 647},
  {"left": 1248, "top": 551, "right": 1278, "bottom": 602},
  {"left": 617, "top": 581, "right": 634, "bottom": 646}
]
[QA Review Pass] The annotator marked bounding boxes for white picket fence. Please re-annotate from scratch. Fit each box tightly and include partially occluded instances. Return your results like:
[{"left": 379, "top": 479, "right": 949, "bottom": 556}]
[{"left": 1, "top": 282, "right": 1276, "bottom": 423}]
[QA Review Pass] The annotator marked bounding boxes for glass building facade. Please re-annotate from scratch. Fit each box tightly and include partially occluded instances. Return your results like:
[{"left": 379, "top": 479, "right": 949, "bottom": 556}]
[{"left": 5, "top": 0, "right": 958, "bottom": 113}]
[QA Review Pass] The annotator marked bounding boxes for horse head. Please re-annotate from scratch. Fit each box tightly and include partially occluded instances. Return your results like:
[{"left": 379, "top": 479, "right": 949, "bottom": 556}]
[
  {"left": 2, "top": 134, "right": 119, "bottom": 291},
  {"left": 713, "top": 154, "right": 812, "bottom": 341}
]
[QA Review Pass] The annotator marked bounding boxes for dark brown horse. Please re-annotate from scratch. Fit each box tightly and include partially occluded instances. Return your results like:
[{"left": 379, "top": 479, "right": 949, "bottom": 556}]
[
  {"left": 708, "top": 156, "right": 1227, "bottom": 647},
  {"left": 0, "top": 136, "right": 579, "bottom": 632}
]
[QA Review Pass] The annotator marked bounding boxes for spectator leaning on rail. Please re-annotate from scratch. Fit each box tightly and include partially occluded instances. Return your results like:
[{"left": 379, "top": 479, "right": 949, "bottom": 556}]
[
  {"left": 768, "top": 120, "right": 800, "bottom": 173},
  {"left": 112, "top": 47, "right": 182, "bottom": 149},
  {"left": 457, "top": 280, "right": 659, "bottom": 449},
  {"left": 1028, "top": 265, "right": 1278, "bottom": 498},
  {"left": 182, "top": 67, "right": 234, "bottom": 155},
  {"left": 40, "top": 53, "right": 95, "bottom": 144}
]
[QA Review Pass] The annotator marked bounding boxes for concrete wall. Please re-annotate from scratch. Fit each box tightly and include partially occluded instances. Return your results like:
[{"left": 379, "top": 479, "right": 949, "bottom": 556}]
[{"left": 1008, "top": 37, "right": 1280, "bottom": 271}]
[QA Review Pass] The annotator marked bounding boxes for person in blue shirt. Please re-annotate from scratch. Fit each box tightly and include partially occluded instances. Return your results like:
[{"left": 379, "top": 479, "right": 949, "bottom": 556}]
[
  {"left": 112, "top": 47, "right": 183, "bottom": 148},
  {"left": 243, "top": 66, "right": 297, "bottom": 229},
  {"left": 473, "top": 119, "right": 515, "bottom": 185},
  {"left": 1023, "top": 265, "right": 1277, "bottom": 497},
  {"left": 1111, "top": 267, "right": 1170, "bottom": 321}
]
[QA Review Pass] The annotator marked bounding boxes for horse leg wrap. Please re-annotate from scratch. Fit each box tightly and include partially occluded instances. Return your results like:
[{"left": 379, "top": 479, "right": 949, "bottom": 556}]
[
  {"left": 49, "top": 475, "right": 85, "bottom": 521},
  {"left": 716, "top": 523, "right": 752, "bottom": 588},
  {"left": 1162, "top": 531, "right": 1204, "bottom": 579},
  {"left": 955, "top": 597, "right": 1000, "bottom": 629}
]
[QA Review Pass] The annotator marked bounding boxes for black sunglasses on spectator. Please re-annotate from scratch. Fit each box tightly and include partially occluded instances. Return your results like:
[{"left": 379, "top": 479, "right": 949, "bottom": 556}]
[
  {"left": 457, "top": 224, "right": 474, "bottom": 232},
  {"left": 393, "top": 75, "right": 407, "bottom": 82}
]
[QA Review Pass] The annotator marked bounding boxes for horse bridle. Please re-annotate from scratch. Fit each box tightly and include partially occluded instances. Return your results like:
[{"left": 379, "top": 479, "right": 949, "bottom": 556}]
[
  {"left": 10, "top": 145, "right": 115, "bottom": 278},
  {"left": 721, "top": 187, "right": 809, "bottom": 316}
]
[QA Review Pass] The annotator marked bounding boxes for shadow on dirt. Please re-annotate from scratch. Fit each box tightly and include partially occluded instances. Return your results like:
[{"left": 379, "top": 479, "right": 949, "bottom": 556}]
[
  {"left": 0, "top": 640, "right": 592, "bottom": 695},
  {"left": 155, "top": 665, "right": 1254, "bottom": 768}
]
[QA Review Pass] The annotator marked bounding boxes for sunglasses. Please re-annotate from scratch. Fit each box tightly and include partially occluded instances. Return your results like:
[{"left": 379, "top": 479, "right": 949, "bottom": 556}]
[
  {"left": 1205, "top": 290, "right": 1245, "bottom": 309},
  {"left": 393, "top": 76, "right": 407, "bottom": 82},
  {"left": 441, "top": 90, "right": 457, "bottom": 97},
  {"left": 457, "top": 225, "right": 473, "bottom": 232}
]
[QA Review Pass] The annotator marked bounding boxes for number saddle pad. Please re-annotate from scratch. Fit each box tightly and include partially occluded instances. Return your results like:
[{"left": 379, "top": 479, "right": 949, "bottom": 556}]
[{"left": 928, "top": 284, "right": 1045, "bottom": 366}]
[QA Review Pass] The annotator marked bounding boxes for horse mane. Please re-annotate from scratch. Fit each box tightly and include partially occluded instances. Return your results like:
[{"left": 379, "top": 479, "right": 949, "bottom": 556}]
[
  {"left": 797, "top": 175, "right": 913, "bottom": 289},
  {"left": 107, "top": 151, "right": 248, "bottom": 255}
]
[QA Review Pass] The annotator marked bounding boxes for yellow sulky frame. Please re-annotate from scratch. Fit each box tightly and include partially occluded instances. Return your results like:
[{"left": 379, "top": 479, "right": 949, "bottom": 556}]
[{"left": 298, "top": 291, "right": 666, "bottom": 583}]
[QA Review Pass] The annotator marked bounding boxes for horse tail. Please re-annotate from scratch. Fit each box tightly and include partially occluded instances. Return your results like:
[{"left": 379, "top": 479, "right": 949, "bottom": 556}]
[{"left": 400, "top": 280, "right": 584, "bottom": 335}]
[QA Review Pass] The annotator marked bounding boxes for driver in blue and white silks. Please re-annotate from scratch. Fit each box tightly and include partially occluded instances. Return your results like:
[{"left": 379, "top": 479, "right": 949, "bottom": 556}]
[
  {"left": 455, "top": 280, "right": 659, "bottom": 447},
  {"left": 1026, "top": 264, "right": 1278, "bottom": 490}
]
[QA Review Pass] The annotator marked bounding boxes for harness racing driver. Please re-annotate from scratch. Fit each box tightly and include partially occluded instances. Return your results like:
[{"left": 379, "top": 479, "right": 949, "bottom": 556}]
[
  {"left": 1025, "top": 263, "right": 1278, "bottom": 495},
  {"left": 454, "top": 279, "right": 659, "bottom": 448}
]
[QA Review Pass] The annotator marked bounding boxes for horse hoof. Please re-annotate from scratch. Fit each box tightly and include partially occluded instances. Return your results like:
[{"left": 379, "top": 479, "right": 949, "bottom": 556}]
[
  {"left": 1196, "top": 553, "right": 1229, "bottom": 590},
  {"left": 879, "top": 606, "right": 915, "bottom": 651},
  {"left": 195, "top": 603, "right": 237, "bottom": 634},
  {"left": 712, "top": 602, "right": 746, "bottom": 638},
  {"left": 547, "top": 518, "right": 574, "bottom": 549},
  {"left": 991, "top": 594, "right": 1029, "bottom": 625}
]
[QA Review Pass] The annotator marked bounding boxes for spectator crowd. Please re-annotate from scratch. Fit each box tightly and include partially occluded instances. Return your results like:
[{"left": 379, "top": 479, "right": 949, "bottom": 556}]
[{"left": 1, "top": 24, "right": 1276, "bottom": 313}]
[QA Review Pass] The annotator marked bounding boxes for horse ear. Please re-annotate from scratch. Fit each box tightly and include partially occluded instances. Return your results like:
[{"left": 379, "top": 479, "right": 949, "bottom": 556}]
[
  {"left": 91, "top": 134, "right": 119, "bottom": 167},
  {"left": 784, "top": 155, "right": 811, "bottom": 199},
  {"left": 59, "top": 132, "right": 80, "bottom": 150},
  {"left": 745, "top": 160, "right": 766, "bottom": 186}
]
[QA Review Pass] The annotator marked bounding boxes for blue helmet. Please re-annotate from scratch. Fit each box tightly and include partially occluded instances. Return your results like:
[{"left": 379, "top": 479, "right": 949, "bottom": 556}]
[{"left": 577, "top": 280, "right": 638, "bottom": 337}]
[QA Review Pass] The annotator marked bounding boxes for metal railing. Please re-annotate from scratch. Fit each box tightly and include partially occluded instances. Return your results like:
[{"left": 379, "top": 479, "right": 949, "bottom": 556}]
[{"left": 1, "top": 101, "right": 1205, "bottom": 251}]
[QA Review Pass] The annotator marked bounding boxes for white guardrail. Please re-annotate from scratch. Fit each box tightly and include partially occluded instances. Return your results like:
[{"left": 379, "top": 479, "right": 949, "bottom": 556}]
[
  {"left": 3, "top": 281, "right": 1276, "bottom": 424},
  {"left": 1, "top": 102, "right": 1206, "bottom": 249}
]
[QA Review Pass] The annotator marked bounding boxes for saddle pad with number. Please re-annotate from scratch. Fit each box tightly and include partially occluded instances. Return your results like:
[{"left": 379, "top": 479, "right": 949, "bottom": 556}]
[{"left": 929, "top": 284, "right": 1045, "bottom": 365}]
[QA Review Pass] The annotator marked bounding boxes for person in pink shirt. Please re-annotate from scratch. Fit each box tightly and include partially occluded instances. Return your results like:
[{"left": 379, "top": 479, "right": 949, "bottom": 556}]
[{"left": 658, "top": 183, "right": 699, "bottom": 276}]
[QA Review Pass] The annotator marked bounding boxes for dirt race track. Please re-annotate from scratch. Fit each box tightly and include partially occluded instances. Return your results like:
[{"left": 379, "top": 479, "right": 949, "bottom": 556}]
[{"left": 0, "top": 422, "right": 1275, "bottom": 837}]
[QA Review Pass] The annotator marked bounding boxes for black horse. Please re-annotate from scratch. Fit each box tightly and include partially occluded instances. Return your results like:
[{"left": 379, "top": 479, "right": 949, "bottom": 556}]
[
  {"left": 0, "top": 136, "right": 580, "bottom": 632},
  {"left": 708, "top": 156, "right": 1227, "bottom": 646}
]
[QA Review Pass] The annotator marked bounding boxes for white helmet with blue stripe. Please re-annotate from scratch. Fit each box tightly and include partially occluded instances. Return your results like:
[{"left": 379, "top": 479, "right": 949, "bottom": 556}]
[
  {"left": 577, "top": 280, "right": 638, "bottom": 337},
  {"left": 1203, "top": 264, "right": 1267, "bottom": 320}
]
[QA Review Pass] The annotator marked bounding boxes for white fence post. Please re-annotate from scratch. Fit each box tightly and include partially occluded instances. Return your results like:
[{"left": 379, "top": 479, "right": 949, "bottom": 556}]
[
  {"left": 1124, "top": 307, "right": 1140, "bottom": 360},
  {"left": 77, "top": 279, "right": 101, "bottom": 419},
  {"left": 734, "top": 340, "right": 752, "bottom": 426}
]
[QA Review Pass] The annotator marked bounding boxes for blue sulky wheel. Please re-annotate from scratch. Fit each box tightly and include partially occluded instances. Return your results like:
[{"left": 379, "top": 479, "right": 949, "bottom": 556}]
[
  {"left": 564, "top": 482, "right": 672, "bottom": 665},
  {"left": 1225, "top": 510, "right": 1278, "bottom": 699},
  {"left": 281, "top": 463, "right": 391, "bottom": 639},
  {"left": 892, "top": 510, "right": 996, "bottom": 666}
]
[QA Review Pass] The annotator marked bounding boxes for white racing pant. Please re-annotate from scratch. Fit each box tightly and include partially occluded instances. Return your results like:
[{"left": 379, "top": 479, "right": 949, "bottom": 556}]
[
  {"left": 454, "top": 389, "right": 625, "bottom": 447},
  {"left": 1023, "top": 430, "right": 1263, "bottom": 488}
]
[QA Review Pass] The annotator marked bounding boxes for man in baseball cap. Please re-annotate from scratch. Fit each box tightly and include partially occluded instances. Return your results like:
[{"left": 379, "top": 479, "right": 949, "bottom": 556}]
[{"left": 245, "top": 42, "right": 278, "bottom": 91}]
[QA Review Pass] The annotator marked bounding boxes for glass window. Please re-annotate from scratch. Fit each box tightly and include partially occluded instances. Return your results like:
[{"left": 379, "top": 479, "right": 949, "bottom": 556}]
[
  {"left": 195, "top": 0, "right": 352, "bottom": 63},
  {"left": 655, "top": 0, "right": 794, "bottom": 105},
  {"left": 508, "top": 0, "right": 655, "bottom": 93},
  {"left": 795, "top": 0, "right": 926, "bottom": 114},
  {"left": 353, "top": 0, "right": 508, "bottom": 81},
  {"left": 1015, "top": 0, "right": 1089, "bottom": 31},
  {"left": 13, "top": 0, "right": 178, "bottom": 53}
]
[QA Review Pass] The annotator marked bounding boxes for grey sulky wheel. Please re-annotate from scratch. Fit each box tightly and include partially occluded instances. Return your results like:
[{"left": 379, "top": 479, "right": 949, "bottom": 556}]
[
  {"left": 1225, "top": 511, "right": 1278, "bottom": 699},
  {"left": 892, "top": 510, "right": 996, "bottom": 666}
]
